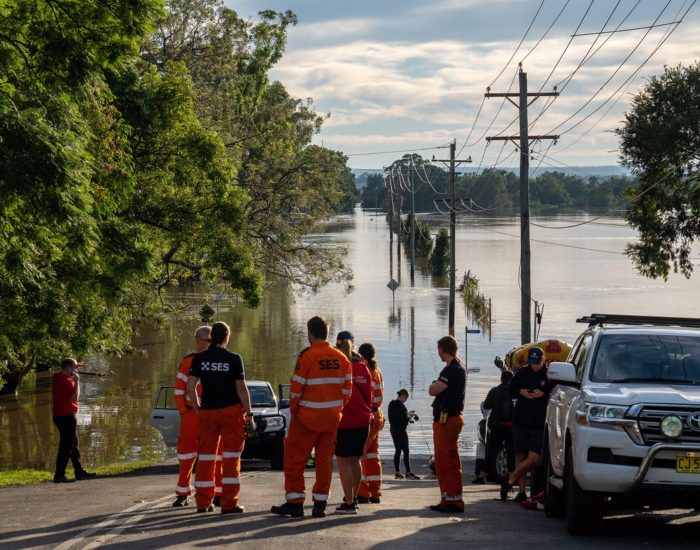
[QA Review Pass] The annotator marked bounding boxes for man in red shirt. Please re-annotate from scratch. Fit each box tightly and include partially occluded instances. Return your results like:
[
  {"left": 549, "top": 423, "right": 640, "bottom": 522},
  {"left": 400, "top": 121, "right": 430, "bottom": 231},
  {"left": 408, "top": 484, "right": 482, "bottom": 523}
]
[{"left": 52, "top": 358, "right": 95, "bottom": 483}]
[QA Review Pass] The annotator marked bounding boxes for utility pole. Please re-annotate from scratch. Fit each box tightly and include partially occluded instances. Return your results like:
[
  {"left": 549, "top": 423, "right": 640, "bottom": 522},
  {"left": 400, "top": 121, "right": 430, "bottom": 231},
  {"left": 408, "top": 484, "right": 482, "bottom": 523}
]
[
  {"left": 410, "top": 166, "right": 416, "bottom": 286},
  {"left": 396, "top": 170, "right": 402, "bottom": 283},
  {"left": 486, "top": 66, "right": 559, "bottom": 345},
  {"left": 387, "top": 172, "right": 394, "bottom": 282},
  {"left": 433, "top": 141, "right": 471, "bottom": 337}
]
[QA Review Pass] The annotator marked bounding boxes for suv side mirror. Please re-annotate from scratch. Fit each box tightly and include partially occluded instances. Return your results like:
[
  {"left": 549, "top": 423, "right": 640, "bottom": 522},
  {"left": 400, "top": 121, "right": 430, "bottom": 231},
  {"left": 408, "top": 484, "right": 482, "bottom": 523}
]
[
  {"left": 548, "top": 362, "right": 578, "bottom": 385},
  {"left": 279, "top": 399, "right": 290, "bottom": 409}
]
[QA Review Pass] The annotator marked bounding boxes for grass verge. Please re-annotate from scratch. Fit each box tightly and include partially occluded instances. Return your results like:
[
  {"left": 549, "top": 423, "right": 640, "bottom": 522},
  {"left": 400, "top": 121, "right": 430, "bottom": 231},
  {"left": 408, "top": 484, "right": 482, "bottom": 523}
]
[{"left": 0, "top": 457, "right": 162, "bottom": 488}]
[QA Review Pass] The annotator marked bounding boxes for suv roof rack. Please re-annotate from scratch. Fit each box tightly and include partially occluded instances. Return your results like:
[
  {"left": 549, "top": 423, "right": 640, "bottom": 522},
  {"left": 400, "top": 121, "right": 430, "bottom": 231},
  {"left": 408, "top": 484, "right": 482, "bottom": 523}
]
[{"left": 577, "top": 313, "right": 700, "bottom": 328}]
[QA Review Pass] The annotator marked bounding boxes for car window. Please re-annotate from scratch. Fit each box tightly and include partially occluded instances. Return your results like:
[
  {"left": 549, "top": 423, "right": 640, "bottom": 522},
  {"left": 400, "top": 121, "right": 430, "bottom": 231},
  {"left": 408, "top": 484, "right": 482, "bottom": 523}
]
[
  {"left": 249, "top": 386, "right": 275, "bottom": 407},
  {"left": 155, "top": 386, "right": 176, "bottom": 409},
  {"left": 591, "top": 333, "right": 700, "bottom": 384},
  {"left": 571, "top": 334, "right": 593, "bottom": 381}
]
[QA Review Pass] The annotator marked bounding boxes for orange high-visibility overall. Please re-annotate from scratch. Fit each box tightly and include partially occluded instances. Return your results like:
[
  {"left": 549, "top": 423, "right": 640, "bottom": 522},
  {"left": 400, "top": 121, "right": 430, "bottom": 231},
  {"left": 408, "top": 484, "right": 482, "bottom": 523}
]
[
  {"left": 173, "top": 354, "right": 221, "bottom": 497},
  {"left": 283, "top": 341, "right": 352, "bottom": 504},
  {"left": 434, "top": 415, "right": 464, "bottom": 509},
  {"left": 358, "top": 366, "right": 384, "bottom": 499}
]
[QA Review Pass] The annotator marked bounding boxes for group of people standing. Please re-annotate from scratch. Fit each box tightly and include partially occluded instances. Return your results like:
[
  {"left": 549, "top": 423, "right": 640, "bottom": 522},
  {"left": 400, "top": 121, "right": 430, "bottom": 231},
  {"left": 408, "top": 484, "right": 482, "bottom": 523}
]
[{"left": 171, "top": 316, "right": 468, "bottom": 516}]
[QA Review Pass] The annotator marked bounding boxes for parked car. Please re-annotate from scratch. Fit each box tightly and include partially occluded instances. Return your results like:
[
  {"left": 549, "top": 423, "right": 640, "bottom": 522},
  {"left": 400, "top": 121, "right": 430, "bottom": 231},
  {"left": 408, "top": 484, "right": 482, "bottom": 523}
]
[
  {"left": 543, "top": 313, "right": 700, "bottom": 535},
  {"left": 150, "top": 381, "right": 290, "bottom": 470}
]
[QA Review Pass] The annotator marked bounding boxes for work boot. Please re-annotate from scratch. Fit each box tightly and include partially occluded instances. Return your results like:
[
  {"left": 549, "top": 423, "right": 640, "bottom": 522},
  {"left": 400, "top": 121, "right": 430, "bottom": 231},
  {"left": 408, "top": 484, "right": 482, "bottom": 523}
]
[
  {"left": 513, "top": 491, "right": 528, "bottom": 503},
  {"left": 369, "top": 497, "right": 381, "bottom": 504},
  {"left": 312, "top": 501, "right": 327, "bottom": 518},
  {"left": 500, "top": 480, "right": 513, "bottom": 502},
  {"left": 271, "top": 502, "right": 304, "bottom": 518},
  {"left": 196, "top": 504, "right": 215, "bottom": 513},
  {"left": 356, "top": 495, "right": 370, "bottom": 504},
  {"left": 53, "top": 475, "right": 74, "bottom": 484},
  {"left": 212, "top": 496, "right": 221, "bottom": 507},
  {"left": 221, "top": 505, "right": 245, "bottom": 514},
  {"left": 172, "top": 496, "right": 189, "bottom": 507},
  {"left": 430, "top": 504, "right": 464, "bottom": 513}
]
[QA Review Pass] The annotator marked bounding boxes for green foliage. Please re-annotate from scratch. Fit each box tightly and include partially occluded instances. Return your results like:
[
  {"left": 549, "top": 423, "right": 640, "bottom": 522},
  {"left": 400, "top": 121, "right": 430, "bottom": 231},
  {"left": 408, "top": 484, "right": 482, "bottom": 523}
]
[
  {"left": 460, "top": 272, "right": 489, "bottom": 321},
  {"left": 616, "top": 63, "right": 700, "bottom": 279},
  {"left": 429, "top": 228, "right": 450, "bottom": 276},
  {"left": 360, "top": 173, "right": 388, "bottom": 209},
  {"left": 401, "top": 213, "right": 433, "bottom": 257}
]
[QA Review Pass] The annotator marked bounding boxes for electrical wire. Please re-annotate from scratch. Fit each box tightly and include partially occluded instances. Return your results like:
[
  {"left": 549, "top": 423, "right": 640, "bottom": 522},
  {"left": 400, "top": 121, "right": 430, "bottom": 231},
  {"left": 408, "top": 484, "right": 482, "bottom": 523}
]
[{"left": 520, "top": 0, "right": 571, "bottom": 65}]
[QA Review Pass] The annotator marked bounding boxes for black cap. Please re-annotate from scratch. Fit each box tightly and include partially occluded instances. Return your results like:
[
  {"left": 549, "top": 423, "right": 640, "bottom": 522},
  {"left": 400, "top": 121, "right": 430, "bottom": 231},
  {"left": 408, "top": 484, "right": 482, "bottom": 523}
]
[{"left": 336, "top": 330, "right": 354, "bottom": 341}]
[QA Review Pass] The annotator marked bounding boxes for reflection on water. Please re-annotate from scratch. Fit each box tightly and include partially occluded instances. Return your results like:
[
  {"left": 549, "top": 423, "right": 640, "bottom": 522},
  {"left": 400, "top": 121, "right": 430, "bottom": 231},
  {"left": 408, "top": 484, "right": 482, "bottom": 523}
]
[{"left": 3, "top": 209, "right": 700, "bottom": 469}]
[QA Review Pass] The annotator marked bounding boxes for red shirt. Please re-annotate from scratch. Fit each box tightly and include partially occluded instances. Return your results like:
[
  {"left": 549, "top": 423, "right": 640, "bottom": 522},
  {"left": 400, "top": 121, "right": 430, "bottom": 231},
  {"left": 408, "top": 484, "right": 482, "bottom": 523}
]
[
  {"left": 338, "top": 355, "right": 373, "bottom": 429},
  {"left": 52, "top": 371, "right": 79, "bottom": 416}
]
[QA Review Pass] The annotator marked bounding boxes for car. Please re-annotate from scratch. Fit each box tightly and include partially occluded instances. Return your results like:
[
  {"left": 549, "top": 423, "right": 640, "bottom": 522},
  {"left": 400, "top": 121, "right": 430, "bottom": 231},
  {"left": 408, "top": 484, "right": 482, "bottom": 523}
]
[
  {"left": 150, "top": 381, "right": 291, "bottom": 470},
  {"left": 543, "top": 313, "right": 700, "bottom": 535}
]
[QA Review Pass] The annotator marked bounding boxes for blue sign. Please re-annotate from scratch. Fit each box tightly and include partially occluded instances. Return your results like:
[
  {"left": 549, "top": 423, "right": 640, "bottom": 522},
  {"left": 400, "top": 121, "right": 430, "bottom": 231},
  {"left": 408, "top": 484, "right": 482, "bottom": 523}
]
[{"left": 466, "top": 329, "right": 481, "bottom": 334}]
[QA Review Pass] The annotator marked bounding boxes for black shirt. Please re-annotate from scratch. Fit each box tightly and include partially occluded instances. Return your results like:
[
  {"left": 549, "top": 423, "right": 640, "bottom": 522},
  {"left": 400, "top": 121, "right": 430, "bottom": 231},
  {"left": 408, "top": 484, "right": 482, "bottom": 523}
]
[
  {"left": 510, "top": 365, "right": 553, "bottom": 429},
  {"left": 432, "top": 359, "right": 466, "bottom": 421},
  {"left": 189, "top": 347, "right": 245, "bottom": 410},
  {"left": 483, "top": 383, "right": 514, "bottom": 428},
  {"left": 388, "top": 399, "right": 410, "bottom": 431}
]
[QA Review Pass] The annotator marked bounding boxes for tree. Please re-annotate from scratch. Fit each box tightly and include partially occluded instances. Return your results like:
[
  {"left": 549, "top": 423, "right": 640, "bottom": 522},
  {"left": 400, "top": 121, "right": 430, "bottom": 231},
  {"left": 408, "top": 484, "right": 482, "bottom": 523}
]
[
  {"left": 616, "top": 63, "right": 700, "bottom": 279},
  {"left": 361, "top": 173, "right": 387, "bottom": 210},
  {"left": 429, "top": 229, "right": 450, "bottom": 276}
]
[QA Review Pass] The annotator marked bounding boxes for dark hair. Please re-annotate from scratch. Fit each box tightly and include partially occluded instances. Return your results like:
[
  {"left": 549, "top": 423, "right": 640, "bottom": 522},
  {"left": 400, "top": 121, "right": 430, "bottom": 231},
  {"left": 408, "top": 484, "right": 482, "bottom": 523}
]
[
  {"left": 307, "top": 316, "right": 329, "bottom": 340},
  {"left": 358, "top": 343, "right": 377, "bottom": 370},
  {"left": 501, "top": 370, "right": 514, "bottom": 384},
  {"left": 397, "top": 388, "right": 409, "bottom": 397},
  {"left": 61, "top": 358, "right": 76, "bottom": 370},
  {"left": 437, "top": 335, "right": 458, "bottom": 356},
  {"left": 210, "top": 321, "right": 230, "bottom": 347}
]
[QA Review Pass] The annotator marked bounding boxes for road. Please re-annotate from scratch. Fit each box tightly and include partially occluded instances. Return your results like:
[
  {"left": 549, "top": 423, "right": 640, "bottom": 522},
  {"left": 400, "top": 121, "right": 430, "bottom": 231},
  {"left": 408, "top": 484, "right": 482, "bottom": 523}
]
[{"left": 1, "top": 458, "right": 699, "bottom": 549}]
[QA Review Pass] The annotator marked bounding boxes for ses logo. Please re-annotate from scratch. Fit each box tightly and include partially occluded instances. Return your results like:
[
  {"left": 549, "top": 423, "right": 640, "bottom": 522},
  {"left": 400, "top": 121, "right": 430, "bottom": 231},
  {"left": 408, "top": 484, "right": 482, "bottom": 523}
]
[{"left": 200, "top": 362, "right": 230, "bottom": 372}]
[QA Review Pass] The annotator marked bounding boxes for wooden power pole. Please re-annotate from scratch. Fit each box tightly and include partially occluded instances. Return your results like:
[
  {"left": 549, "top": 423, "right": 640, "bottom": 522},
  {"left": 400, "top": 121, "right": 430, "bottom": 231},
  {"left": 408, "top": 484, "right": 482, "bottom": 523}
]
[
  {"left": 486, "top": 66, "right": 559, "bottom": 345},
  {"left": 433, "top": 141, "right": 471, "bottom": 337}
]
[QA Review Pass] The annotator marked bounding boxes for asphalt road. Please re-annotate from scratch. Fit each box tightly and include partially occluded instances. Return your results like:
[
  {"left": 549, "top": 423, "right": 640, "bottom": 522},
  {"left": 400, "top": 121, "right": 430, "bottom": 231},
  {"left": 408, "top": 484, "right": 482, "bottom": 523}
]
[{"left": 2, "top": 457, "right": 700, "bottom": 549}]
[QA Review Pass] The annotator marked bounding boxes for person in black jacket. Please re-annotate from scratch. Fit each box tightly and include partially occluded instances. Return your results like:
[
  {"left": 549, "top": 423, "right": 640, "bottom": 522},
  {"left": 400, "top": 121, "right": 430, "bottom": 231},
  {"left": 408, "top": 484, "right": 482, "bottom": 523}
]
[
  {"left": 483, "top": 370, "right": 515, "bottom": 482},
  {"left": 388, "top": 389, "right": 420, "bottom": 480},
  {"left": 500, "top": 347, "right": 553, "bottom": 501}
]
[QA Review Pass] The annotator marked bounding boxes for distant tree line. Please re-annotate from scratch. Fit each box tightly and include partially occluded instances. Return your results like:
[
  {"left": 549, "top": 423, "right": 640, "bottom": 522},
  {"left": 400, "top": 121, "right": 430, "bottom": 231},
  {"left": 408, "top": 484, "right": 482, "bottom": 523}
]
[{"left": 360, "top": 155, "right": 638, "bottom": 215}]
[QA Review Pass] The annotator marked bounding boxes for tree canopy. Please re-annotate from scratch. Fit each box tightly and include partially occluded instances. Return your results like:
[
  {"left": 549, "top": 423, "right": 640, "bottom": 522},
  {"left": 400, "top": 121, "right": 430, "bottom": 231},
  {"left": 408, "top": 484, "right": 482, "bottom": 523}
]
[
  {"left": 616, "top": 62, "right": 700, "bottom": 279},
  {"left": 0, "top": 0, "right": 357, "bottom": 393}
]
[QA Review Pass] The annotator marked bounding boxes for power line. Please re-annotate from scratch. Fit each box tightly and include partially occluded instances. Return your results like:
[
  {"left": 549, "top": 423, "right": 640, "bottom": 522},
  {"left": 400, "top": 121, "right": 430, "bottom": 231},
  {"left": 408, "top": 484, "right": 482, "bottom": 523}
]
[
  {"left": 345, "top": 144, "right": 450, "bottom": 157},
  {"left": 573, "top": 20, "right": 683, "bottom": 37},
  {"left": 520, "top": 0, "right": 571, "bottom": 64}
]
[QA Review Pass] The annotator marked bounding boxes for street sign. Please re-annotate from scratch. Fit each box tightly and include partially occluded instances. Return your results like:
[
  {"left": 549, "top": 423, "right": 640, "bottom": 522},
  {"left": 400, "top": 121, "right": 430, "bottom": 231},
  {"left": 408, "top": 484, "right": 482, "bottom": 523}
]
[
  {"left": 466, "top": 329, "right": 481, "bottom": 334},
  {"left": 387, "top": 279, "right": 400, "bottom": 291}
]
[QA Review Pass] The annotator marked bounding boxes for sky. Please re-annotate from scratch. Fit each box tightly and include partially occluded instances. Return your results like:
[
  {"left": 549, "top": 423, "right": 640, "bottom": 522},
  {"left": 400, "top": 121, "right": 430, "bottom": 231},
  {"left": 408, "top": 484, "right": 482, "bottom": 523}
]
[{"left": 227, "top": 0, "right": 700, "bottom": 170}]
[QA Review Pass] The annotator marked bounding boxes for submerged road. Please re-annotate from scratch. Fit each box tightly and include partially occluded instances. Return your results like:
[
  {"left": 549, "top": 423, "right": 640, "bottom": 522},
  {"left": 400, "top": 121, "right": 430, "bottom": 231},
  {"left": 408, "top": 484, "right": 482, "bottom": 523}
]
[{"left": 1, "top": 458, "right": 700, "bottom": 549}]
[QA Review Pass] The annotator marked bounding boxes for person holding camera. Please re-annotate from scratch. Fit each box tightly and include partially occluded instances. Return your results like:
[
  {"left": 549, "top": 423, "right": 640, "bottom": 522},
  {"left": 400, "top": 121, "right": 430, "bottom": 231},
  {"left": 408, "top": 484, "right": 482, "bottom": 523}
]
[
  {"left": 387, "top": 389, "right": 420, "bottom": 480},
  {"left": 52, "top": 358, "right": 95, "bottom": 483}
]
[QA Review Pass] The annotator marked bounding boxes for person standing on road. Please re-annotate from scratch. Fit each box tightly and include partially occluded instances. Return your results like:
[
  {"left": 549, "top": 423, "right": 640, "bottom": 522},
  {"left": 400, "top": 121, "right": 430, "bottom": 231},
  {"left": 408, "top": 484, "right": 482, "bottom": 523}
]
[
  {"left": 428, "top": 336, "right": 467, "bottom": 513},
  {"left": 52, "top": 358, "right": 96, "bottom": 483},
  {"left": 271, "top": 316, "right": 352, "bottom": 519},
  {"left": 388, "top": 389, "right": 420, "bottom": 480},
  {"left": 483, "top": 370, "right": 515, "bottom": 483},
  {"left": 172, "top": 326, "right": 223, "bottom": 508},
  {"left": 500, "top": 347, "right": 553, "bottom": 502},
  {"left": 334, "top": 336, "right": 373, "bottom": 514},
  {"left": 187, "top": 321, "right": 254, "bottom": 515},
  {"left": 357, "top": 342, "right": 386, "bottom": 504}
]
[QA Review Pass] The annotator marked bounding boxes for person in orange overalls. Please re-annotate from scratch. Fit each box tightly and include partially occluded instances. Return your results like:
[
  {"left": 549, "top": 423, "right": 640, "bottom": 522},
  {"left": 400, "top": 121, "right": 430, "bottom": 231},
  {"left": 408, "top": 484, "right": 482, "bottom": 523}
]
[
  {"left": 428, "top": 335, "right": 467, "bottom": 514},
  {"left": 172, "top": 326, "right": 224, "bottom": 507},
  {"left": 356, "top": 342, "right": 385, "bottom": 504},
  {"left": 271, "top": 316, "right": 352, "bottom": 519},
  {"left": 187, "top": 321, "right": 255, "bottom": 514}
]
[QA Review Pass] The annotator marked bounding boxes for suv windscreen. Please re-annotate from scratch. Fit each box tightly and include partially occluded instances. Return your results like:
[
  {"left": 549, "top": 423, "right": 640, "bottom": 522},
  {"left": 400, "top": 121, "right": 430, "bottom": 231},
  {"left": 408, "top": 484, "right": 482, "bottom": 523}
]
[
  {"left": 249, "top": 386, "right": 275, "bottom": 407},
  {"left": 591, "top": 333, "right": 700, "bottom": 384}
]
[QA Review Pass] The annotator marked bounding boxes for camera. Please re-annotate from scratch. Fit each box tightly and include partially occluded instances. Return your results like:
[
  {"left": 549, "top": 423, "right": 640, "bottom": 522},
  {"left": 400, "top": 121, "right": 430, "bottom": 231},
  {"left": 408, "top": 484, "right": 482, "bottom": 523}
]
[{"left": 408, "top": 410, "right": 419, "bottom": 423}]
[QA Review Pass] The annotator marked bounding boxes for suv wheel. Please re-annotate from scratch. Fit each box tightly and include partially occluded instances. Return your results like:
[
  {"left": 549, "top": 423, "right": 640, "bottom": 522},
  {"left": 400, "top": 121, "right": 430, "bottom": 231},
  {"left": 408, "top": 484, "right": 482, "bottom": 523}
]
[
  {"left": 487, "top": 440, "right": 509, "bottom": 482},
  {"left": 270, "top": 437, "right": 284, "bottom": 471},
  {"left": 564, "top": 445, "right": 603, "bottom": 535},
  {"left": 543, "top": 435, "right": 565, "bottom": 518}
]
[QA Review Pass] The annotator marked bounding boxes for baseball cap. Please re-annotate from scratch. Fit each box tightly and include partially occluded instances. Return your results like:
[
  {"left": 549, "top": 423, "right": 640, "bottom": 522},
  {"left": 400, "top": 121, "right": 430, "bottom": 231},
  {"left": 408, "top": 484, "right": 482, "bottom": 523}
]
[
  {"left": 336, "top": 330, "right": 354, "bottom": 341},
  {"left": 528, "top": 347, "right": 544, "bottom": 365}
]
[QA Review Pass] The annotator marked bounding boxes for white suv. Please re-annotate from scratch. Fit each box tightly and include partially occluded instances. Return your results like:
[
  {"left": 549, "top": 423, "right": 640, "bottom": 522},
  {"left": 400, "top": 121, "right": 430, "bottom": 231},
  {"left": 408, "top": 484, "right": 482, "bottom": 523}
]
[{"left": 543, "top": 314, "right": 700, "bottom": 535}]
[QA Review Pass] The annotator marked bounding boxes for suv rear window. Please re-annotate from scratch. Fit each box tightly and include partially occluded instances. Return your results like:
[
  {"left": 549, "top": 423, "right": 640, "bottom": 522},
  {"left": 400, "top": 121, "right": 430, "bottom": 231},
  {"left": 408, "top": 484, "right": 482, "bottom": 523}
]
[{"left": 591, "top": 333, "right": 700, "bottom": 384}]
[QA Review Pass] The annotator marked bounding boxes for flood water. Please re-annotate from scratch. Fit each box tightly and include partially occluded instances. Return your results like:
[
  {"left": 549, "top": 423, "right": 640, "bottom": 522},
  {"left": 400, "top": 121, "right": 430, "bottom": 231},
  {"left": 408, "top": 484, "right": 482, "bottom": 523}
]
[{"left": 2, "top": 208, "right": 700, "bottom": 471}]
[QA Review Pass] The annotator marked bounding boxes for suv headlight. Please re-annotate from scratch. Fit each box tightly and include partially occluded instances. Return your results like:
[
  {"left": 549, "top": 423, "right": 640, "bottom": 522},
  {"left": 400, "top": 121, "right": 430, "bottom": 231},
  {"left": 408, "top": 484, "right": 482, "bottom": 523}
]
[
  {"left": 264, "top": 415, "right": 285, "bottom": 432},
  {"left": 576, "top": 403, "right": 644, "bottom": 444}
]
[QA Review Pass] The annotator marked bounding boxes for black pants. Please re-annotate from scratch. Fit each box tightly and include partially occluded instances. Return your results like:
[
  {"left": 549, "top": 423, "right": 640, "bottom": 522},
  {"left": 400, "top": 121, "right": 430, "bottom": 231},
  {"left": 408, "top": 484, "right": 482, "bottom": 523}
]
[
  {"left": 53, "top": 414, "right": 83, "bottom": 477},
  {"left": 486, "top": 424, "right": 515, "bottom": 475},
  {"left": 390, "top": 428, "right": 411, "bottom": 473}
]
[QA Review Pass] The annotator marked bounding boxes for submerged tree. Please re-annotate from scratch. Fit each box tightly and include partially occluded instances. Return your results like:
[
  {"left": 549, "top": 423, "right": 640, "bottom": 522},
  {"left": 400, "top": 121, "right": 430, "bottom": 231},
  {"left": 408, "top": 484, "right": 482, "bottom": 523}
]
[
  {"left": 616, "top": 63, "right": 700, "bottom": 279},
  {"left": 429, "top": 229, "right": 450, "bottom": 276}
]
